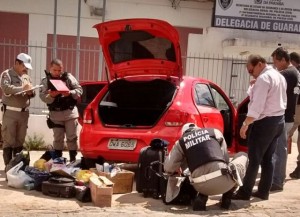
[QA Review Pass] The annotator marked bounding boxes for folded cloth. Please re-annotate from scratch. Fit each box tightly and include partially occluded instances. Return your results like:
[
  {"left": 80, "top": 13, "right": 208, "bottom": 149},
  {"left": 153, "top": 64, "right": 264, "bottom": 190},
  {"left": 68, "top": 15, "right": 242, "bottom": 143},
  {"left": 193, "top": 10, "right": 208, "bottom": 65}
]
[{"left": 165, "top": 176, "right": 186, "bottom": 203}]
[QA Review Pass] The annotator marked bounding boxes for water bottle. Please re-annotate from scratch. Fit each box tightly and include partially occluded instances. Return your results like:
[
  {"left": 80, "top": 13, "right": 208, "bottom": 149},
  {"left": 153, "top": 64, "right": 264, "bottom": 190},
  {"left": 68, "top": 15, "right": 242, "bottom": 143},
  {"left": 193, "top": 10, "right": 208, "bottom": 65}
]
[
  {"left": 24, "top": 183, "right": 35, "bottom": 191},
  {"left": 103, "top": 162, "right": 110, "bottom": 173}
]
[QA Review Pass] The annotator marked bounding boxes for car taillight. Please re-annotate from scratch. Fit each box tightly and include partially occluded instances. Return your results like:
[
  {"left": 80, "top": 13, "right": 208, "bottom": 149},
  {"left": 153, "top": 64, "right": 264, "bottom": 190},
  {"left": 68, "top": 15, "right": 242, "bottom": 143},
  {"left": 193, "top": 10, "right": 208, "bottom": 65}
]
[
  {"left": 83, "top": 108, "right": 93, "bottom": 124},
  {"left": 164, "top": 109, "right": 188, "bottom": 127}
]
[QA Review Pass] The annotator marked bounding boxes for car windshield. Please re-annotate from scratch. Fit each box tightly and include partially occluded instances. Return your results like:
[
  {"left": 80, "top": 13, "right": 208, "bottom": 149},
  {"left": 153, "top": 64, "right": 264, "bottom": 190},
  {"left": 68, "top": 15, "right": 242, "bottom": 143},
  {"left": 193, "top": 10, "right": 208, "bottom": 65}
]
[{"left": 109, "top": 30, "right": 176, "bottom": 64}]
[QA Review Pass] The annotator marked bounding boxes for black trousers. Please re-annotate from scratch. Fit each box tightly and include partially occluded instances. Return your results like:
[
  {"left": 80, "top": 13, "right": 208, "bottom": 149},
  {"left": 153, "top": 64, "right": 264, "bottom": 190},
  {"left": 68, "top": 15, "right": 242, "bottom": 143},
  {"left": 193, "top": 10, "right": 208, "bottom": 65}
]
[{"left": 239, "top": 115, "right": 284, "bottom": 197}]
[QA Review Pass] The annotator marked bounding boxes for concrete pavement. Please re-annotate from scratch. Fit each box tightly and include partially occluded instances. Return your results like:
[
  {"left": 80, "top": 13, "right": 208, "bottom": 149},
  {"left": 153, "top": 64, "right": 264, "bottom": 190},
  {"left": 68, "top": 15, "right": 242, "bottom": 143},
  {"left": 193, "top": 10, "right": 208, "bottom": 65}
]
[{"left": 0, "top": 144, "right": 300, "bottom": 217}]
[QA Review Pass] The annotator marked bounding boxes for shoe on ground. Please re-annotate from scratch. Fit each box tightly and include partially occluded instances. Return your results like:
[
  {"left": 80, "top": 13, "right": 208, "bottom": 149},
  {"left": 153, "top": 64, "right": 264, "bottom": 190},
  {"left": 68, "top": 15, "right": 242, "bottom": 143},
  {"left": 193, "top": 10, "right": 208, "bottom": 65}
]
[
  {"left": 251, "top": 191, "right": 269, "bottom": 200},
  {"left": 192, "top": 194, "right": 208, "bottom": 211},
  {"left": 269, "top": 184, "right": 283, "bottom": 192},
  {"left": 289, "top": 169, "right": 300, "bottom": 179},
  {"left": 220, "top": 197, "right": 231, "bottom": 209},
  {"left": 231, "top": 191, "right": 250, "bottom": 200}
]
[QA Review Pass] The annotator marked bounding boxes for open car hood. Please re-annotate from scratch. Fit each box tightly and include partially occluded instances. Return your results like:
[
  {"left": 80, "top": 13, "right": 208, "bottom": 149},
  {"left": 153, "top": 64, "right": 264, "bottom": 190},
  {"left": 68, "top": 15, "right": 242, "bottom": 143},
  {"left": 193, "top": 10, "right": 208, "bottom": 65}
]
[{"left": 93, "top": 19, "right": 182, "bottom": 82}]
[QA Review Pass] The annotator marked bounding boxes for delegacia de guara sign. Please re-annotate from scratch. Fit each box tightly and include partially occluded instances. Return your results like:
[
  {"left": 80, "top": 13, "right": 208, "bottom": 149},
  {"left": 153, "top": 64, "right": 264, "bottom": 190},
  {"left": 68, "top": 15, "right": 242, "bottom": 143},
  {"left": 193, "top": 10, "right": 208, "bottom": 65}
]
[{"left": 213, "top": 0, "right": 300, "bottom": 34}]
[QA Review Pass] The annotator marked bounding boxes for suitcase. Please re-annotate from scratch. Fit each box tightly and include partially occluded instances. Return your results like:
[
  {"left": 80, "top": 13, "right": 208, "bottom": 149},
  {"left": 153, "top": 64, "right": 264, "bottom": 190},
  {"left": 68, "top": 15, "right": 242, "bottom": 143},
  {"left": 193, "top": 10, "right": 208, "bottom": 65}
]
[
  {"left": 42, "top": 177, "right": 76, "bottom": 198},
  {"left": 136, "top": 139, "right": 168, "bottom": 199}
]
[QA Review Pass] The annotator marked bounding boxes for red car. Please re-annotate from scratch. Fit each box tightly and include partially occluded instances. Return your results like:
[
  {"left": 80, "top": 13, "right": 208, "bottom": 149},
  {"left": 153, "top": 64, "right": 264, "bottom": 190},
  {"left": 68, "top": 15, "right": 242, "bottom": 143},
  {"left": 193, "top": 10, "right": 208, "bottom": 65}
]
[{"left": 78, "top": 18, "right": 248, "bottom": 165}]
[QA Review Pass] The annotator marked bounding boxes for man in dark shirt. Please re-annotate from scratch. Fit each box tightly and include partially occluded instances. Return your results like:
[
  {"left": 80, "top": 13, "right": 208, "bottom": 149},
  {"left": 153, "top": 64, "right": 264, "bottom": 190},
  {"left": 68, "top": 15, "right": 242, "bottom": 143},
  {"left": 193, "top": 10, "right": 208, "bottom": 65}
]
[
  {"left": 271, "top": 47, "right": 300, "bottom": 191},
  {"left": 288, "top": 51, "right": 300, "bottom": 179}
]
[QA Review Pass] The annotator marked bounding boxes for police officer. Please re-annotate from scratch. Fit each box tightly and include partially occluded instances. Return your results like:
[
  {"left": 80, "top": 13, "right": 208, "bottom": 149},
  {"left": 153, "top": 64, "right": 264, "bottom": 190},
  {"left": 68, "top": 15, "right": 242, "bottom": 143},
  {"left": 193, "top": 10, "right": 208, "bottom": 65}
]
[
  {"left": 39, "top": 58, "right": 82, "bottom": 162},
  {"left": 164, "top": 123, "right": 248, "bottom": 210},
  {"left": 0, "top": 53, "right": 35, "bottom": 170}
]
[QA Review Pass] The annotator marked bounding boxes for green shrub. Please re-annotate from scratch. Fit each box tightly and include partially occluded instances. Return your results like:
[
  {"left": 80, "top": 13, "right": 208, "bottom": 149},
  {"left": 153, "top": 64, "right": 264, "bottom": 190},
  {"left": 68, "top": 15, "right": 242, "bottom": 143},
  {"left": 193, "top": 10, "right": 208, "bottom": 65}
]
[{"left": 24, "top": 133, "right": 46, "bottom": 150}]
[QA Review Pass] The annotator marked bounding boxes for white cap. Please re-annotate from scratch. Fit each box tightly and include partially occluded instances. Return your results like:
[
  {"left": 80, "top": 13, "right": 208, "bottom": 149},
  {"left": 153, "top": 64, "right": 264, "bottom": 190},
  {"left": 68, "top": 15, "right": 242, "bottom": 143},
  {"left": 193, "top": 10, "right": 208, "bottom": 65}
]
[
  {"left": 181, "top": 123, "right": 197, "bottom": 136},
  {"left": 16, "top": 53, "right": 33, "bottom": 70}
]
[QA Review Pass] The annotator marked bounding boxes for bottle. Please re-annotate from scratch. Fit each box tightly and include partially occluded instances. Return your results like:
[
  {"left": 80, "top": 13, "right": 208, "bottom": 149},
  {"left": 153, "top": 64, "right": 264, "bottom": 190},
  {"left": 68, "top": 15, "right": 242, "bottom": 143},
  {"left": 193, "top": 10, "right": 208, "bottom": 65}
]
[
  {"left": 24, "top": 183, "right": 35, "bottom": 191},
  {"left": 103, "top": 162, "right": 110, "bottom": 173}
]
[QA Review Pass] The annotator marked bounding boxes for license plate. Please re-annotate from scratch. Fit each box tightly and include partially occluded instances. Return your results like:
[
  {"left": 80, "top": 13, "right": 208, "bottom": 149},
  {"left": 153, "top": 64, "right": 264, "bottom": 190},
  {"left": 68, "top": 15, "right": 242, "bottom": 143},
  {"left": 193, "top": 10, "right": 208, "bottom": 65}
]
[{"left": 108, "top": 139, "right": 137, "bottom": 150}]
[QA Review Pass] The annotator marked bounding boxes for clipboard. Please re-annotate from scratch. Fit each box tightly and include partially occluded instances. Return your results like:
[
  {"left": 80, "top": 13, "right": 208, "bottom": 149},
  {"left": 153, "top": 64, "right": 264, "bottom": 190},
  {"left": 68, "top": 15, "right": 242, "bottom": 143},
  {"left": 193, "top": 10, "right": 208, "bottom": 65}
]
[
  {"left": 49, "top": 79, "right": 70, "bottom": 93},
  {"left": 15, "top": 84, "right": 44, "bottom": 95}
]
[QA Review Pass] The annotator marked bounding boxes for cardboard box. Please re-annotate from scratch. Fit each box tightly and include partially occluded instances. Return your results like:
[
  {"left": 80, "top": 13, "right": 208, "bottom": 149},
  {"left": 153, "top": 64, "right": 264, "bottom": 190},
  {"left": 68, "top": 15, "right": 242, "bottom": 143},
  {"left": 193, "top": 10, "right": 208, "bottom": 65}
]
[
  {"left": 90, "top": 169, "right": 134, "bottom": 194},
  {"left": 89, "top": 176, "right": 114, "bottom": 207}
]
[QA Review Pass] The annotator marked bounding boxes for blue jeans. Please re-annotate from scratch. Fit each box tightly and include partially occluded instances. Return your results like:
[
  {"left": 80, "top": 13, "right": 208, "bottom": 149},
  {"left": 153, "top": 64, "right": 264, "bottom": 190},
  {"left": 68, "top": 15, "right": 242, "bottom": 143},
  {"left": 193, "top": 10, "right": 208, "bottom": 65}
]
[
  {"left": 272, "top": 122, "right": 293, "bottom": 187},
  {"left": 239, "top": 115, "right": 284, "bottom": 197}
]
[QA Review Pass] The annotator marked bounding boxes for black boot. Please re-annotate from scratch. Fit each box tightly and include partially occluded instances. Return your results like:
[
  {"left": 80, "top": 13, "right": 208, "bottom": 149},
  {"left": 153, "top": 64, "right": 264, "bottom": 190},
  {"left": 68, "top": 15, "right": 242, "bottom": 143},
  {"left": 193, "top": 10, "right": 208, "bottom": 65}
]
[
  {"left": 54, "top": 150, "right": 63, "bottom": 158},
  {"left": 290, "top": 161, "right": 300, "bottom": 179},
  {"left": 220, "top": 187, "right": 235, "bottom": 209},
  {"left": 69, "top": 150, "right": 77, "bottom": 162},
  {"left": 193, "top": 193, "right": 208, "bottom": 211},
  {"left": 3, "top": 147, "right": 13, "bottom": 167},
  {"left": 12, "top": 146, "right": 23, "bottom": 157}
]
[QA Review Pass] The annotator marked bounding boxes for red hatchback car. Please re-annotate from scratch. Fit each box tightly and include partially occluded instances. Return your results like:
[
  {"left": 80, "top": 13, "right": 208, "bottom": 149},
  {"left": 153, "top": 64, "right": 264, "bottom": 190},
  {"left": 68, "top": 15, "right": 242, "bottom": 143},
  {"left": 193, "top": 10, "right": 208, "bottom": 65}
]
[{"left": 79, "top": 19, "right": 248, "bottom": 165}]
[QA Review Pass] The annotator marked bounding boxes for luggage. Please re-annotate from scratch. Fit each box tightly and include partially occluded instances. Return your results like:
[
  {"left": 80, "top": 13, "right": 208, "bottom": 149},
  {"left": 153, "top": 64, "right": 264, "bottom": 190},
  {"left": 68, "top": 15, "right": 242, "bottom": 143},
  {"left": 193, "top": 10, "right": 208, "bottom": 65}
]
[
  {"left": 75, "top": 185, "right": 92, "bottom": 202},
  {"left": 42, "top": 177, "right": 75, "bottom": 198},
  {"left": 136, "top": 138, "right": 168, "bottom": 199}
]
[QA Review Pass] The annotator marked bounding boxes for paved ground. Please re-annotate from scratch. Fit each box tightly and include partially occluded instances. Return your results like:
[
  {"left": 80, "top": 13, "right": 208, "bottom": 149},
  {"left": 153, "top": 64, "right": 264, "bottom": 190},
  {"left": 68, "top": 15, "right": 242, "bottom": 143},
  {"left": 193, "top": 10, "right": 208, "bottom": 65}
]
[{"left": 0, "top": 143, "right": 300, "bottom": 217}]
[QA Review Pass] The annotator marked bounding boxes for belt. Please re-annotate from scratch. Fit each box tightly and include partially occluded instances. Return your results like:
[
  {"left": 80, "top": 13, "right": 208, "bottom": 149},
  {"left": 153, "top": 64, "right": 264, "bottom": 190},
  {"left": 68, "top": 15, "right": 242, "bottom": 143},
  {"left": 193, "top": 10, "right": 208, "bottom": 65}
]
[
  {"left": 192, "top": 168, "right": 228, "bottom": 183},
  {"left": 5, "top": 105, "right": 29, "bottom": 112}
]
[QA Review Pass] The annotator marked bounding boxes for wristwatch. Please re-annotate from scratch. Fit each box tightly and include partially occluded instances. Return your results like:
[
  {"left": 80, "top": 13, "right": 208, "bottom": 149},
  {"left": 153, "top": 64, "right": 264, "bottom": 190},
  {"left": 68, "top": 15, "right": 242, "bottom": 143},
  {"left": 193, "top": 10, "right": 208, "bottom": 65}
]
[{"left": 242, "top": 121, "right": 249, "bottom": 127}]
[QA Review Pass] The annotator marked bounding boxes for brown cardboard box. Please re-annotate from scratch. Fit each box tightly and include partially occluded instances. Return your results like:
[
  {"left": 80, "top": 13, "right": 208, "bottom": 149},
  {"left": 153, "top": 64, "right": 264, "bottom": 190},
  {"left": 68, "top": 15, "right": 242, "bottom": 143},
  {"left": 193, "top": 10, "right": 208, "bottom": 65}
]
[
  {"left": 89, "top": 176, "right": 114, "bottom": 207},
  {"left": 90, "top": 168, "right": 134, "bottom": 194}
]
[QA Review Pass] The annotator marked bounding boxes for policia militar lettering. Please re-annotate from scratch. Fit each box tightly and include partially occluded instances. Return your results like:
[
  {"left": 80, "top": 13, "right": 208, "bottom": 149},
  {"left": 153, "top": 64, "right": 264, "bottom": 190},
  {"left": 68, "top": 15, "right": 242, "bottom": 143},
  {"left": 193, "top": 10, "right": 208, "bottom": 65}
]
[{"left": 39, "top": 59, "right": 82, "bottom": 162}]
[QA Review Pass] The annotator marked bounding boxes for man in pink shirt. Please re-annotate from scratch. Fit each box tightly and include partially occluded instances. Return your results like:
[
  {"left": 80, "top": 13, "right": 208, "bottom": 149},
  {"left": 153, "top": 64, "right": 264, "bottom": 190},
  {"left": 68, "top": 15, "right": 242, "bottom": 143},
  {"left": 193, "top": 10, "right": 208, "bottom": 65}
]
[{"left": 232, "top": 54, "right": 286, "bottom": 201}]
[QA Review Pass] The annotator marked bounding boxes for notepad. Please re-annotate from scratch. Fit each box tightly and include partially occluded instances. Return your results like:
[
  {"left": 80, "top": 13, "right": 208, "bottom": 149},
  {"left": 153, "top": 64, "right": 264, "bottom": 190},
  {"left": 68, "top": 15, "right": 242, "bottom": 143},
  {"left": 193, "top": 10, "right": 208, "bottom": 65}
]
[
  {"left": 15, "top": 84, "right": 44, "bottom": 95},
  {"left": 49, "top": 79, "right": 69, "bottom": 92}
]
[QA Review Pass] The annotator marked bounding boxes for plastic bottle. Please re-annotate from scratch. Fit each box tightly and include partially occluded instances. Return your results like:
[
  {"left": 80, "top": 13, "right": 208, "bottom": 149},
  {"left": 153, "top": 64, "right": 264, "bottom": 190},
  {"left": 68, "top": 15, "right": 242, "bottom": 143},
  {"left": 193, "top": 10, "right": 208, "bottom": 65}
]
[
  {"left": 103, "top": 162, "right": 110, "bottom": 173},
  {"left": 24, "top": 183, "right": 35, "bottom": 191}
]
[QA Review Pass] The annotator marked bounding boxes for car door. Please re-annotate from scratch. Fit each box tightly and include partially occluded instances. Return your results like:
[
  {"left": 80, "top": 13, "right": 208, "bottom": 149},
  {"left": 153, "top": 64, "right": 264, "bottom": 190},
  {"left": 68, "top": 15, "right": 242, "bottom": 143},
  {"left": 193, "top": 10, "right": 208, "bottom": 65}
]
[
  {"left": 77, "top": 81, "right": 107, "bottom": 125},
  {"left": 209, "top": 83, "right": 239, "bottom": 153},
  {"left": 194, "top": 82, "right": 224, "bottom": 132}
]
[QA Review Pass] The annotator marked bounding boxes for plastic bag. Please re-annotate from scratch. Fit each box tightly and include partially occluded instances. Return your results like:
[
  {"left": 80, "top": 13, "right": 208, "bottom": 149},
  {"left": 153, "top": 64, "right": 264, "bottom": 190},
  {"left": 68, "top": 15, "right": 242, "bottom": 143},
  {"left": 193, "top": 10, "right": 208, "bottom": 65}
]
[
  {"left": 75, "top": 170, "right": 93, "bottom": 183},
  {"left": 25, "top": 166, "right": 52, "bottom": 191},
  {"left": 6, "top": 150, "right": 30, "bottom": 172},
  {"left": 7, "top": 161, "right": 33, "bottom": 189},
  {"left": 33, "top": 159, "right": 47, "bottom": 171}
]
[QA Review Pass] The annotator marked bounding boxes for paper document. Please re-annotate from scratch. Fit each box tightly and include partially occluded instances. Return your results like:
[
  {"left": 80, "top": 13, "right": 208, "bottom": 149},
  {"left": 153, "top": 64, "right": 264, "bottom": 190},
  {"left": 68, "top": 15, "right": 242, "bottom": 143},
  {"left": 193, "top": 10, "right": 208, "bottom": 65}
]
[
  {"left": 49, "top": 79, "right": 69, "bottom": 92},
  {"left": 15, "top": 84, "right": 44, "bottom": 95}
]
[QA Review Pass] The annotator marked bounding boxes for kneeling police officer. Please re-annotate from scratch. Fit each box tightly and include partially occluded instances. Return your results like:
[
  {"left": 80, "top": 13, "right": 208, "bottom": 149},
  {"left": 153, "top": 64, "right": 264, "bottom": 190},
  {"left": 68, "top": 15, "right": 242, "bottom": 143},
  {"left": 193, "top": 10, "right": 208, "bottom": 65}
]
[{"left": 164, "top": 123, "right": 248, "bottom": 210}]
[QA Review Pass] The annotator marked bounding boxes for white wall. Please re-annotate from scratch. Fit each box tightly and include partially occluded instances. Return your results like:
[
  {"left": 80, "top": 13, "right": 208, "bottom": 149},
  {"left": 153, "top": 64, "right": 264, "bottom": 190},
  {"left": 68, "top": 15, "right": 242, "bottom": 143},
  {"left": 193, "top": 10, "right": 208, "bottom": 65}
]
[
  {"left": 188, "top": 27, "right": 300, "bottom": 58},
  {"left": 27, "top": 115, "right": 81, "bottom": 147}
]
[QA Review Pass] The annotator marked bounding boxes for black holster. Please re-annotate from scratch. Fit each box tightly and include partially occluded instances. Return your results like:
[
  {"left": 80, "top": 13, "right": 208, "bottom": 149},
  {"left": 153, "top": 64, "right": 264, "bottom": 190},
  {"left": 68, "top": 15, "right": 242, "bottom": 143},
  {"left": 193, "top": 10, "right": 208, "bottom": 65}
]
[{"left": 46, "top": 115, "right": 64, "bottom": 129}]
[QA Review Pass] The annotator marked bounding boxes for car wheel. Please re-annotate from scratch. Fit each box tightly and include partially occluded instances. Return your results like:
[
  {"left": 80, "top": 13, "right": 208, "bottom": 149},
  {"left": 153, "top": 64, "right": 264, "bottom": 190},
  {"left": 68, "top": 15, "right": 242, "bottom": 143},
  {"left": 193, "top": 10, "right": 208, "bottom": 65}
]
[{"left": 81, "top": 157, "right": 96, "bottom": 169}]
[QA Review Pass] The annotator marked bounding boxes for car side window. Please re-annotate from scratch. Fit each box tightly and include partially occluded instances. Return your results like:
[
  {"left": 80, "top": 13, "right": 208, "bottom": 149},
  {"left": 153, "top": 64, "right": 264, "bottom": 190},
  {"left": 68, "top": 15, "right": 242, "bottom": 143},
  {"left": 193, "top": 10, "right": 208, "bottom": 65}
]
[
  {"left": 210, "top": 86, "right": 230, "bottom": 110},
  {"left": 194, "top": 83, "right": 215, "bottom": 107}
]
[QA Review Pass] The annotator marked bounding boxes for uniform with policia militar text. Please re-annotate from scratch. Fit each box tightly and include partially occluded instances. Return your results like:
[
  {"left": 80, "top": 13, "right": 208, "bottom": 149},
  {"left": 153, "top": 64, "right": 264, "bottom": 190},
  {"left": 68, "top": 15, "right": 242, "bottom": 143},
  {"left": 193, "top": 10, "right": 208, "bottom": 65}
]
[
  {"left": 39, "top": 70, "right": 82, "bottom": 161},
  {"left": 164, "top": 124, "right": 248, "bottom": 210}
]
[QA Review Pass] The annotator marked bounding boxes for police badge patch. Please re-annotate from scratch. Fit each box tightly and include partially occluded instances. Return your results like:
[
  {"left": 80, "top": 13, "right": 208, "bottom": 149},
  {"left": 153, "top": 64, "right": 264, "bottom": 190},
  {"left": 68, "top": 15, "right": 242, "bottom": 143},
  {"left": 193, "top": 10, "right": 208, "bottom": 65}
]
[{"left": 218, "top": 0, "right": 233, "bottom": 10}]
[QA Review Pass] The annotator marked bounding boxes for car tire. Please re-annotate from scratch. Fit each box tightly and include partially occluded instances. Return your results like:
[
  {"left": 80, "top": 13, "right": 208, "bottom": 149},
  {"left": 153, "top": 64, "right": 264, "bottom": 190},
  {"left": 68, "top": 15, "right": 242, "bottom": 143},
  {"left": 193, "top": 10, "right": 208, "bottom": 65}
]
[{"left": 80, "top": 157, "right": 97, "bottom": 169}]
